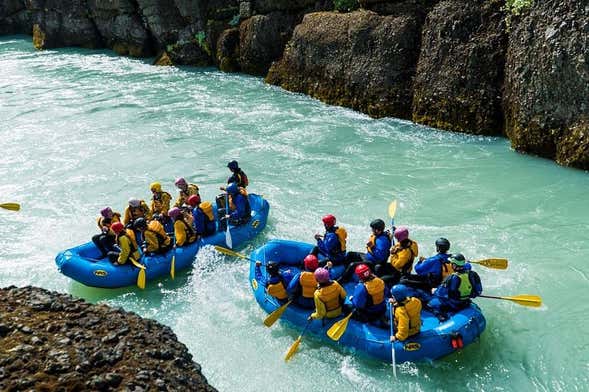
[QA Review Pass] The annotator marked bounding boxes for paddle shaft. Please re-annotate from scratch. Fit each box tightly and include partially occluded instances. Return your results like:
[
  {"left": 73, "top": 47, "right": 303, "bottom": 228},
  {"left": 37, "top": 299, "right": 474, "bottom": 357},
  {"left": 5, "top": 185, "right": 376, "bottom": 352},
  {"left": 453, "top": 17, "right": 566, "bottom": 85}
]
[
  {"left": 389, "top": 305, "right": 397, "bottom": 378},
  {"left": 225, "top": 192, "right": 232, "bottom": 248}
]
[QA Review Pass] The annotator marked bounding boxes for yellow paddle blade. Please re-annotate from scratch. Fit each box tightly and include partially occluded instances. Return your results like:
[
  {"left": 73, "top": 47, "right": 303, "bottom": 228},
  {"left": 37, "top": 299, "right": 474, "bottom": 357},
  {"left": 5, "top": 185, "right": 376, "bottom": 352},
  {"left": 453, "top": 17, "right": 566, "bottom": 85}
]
[
  {"left": 326, "top": 312, "right": 353, "bottom": 341},
  {"left": 171, "top": 254, "right": 175, "bottom": 280},
  {"left": 284, "top": 336, "right": 302, "bottom": 362},
  {"left": 214, "top": 245, "right": 248, "bottom": 260},
  {"left": 264, "top": 301, "right": 292, "bottom": 327},
  {"left": 472, "top": 258, "right": 508, "bottom": 270},
  {"left": 137, "top": 268, "right": 146, "bottom": 289},
  {"left": 480, "top": 294, "right": 542, "bottom": 307},
  {"left": 0, "top": 202, "right": 20, "bottom": 211},
  {"left": 504, "top": 294, "right": 542, "bottom": 307},
  {"left": 388, "top": 200, "right": 397, "bottom": 219}
]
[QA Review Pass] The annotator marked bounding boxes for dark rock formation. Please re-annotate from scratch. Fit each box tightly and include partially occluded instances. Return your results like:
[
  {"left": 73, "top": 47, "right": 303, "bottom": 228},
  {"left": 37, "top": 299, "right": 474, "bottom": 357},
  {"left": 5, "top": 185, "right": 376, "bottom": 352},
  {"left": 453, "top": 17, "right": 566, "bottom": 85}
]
[
  {"left": 239, "top": 11, "right": 300, "bottom": 76},
  {"left": 0, "top": 286, "right": 216, "bottom": 392},
  {"left": 0, "top": 0, "right": 31, "bottom": 35},
  {"left": 266, "top": 10, "right": 422, "bottom": 119},
  {"left": 504, "top": 0, "right": 589, "bottom": 169},
  {"left": 412, "top": 0, "right": 507, "bottom": 135},
  {"left": 217, "top": 27, "right": 240, "bottom": 71},
  {"left": 88, "top": 0, "right": 153, "bottom": 57},
  {"left": 31, "top": 0, "right": 102, "bottom": 49}
]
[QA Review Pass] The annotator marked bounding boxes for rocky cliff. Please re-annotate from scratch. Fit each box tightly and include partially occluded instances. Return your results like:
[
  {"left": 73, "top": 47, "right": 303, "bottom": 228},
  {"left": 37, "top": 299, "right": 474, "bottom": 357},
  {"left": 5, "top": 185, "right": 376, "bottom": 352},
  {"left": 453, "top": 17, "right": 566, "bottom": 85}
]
[
  {"left": 0, "top": 0, "right": 587, "bottom": 169},
  {"left": 0, "top": 286, "right": 216, "bottom": 391}
]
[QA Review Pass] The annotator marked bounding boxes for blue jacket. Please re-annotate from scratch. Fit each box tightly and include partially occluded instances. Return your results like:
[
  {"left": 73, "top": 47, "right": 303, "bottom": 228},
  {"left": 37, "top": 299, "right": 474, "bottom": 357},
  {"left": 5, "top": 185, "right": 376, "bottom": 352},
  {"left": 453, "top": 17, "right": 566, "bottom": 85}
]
[
  {"left": 414, "top": 253, "right": 450, "bottom": 285},
  {"left": 365, "top": 232, "right": 392, "bottom": 264},
  {"left": 432, "top": 270, "right": 482, "bottom": 310},
  {"left": 193, "top": 207, "right": 215, "bottom": 236},
  {"left": 352, "top": 283, "right": 386, "bottom": 315},
  {"left": 229, "top": 193, "right": 250, "bottom": 222},
  {"left": 317, "top": 228, "right": 346, "bottom": 264}
]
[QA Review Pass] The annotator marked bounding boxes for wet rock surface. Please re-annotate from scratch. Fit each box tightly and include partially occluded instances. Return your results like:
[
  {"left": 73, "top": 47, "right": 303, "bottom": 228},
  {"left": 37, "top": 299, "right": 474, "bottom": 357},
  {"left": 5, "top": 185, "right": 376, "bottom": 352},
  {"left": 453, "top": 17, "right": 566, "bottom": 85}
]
[{"left": 0, "top": 286, "right": 216, "bottom": 392}]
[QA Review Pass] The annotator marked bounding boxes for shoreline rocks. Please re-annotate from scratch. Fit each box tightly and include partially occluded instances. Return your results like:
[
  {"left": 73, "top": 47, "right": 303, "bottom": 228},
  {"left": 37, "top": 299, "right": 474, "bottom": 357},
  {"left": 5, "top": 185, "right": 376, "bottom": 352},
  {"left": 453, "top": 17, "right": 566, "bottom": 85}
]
[
  {"left": 0, "top": 0, "right": 587, "bottom": 169},
  {"left": 0, "top": 286, "right": 216, "bottom": 392}
]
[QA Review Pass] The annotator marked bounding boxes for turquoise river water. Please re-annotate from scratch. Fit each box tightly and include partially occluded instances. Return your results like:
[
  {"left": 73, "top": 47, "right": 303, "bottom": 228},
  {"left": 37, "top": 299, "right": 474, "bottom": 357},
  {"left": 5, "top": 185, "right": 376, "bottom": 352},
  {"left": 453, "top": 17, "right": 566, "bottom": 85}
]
[{"left": 1, "top": 37, "right": 588, "bottom": 391}]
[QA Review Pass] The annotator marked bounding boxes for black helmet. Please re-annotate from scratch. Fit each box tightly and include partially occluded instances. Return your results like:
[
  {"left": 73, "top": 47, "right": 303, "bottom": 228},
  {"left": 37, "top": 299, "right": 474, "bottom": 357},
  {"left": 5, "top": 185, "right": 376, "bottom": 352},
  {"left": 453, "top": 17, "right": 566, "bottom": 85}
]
[
  {"left": 266, "top": 262, "right": 280, "bottom": 276},
  {"left": 370, "top": 219, "right": 385, "bottom": 231},
  {"left": 227, "top": 160, "right": 239, "bottom": 170},
  {"left": 435, "top": 237, "right": 450, "bottom": 253},
  {"left": 134, "top": 217, "right": 147, "bottom": 230}
]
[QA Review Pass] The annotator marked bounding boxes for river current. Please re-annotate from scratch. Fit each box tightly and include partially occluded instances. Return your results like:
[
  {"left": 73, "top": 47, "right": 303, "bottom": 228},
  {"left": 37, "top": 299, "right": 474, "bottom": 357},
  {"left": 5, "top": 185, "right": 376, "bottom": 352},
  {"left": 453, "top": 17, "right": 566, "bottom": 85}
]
[{"left": 1, "top": 37, "right": 588, "bottom": 391}]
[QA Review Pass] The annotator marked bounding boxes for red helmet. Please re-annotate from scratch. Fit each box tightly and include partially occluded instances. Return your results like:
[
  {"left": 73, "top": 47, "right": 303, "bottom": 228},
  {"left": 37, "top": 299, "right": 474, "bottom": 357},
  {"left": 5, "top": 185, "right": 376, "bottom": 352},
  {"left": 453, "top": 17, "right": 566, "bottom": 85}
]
[
  {"left": 303, "top": 255, "right": 319, "bottom": 272},
  {"left": 187, "top": 194, "right": 201, "bottom": 207},
  {"left": 111, "top": 222, "right": 124, "bottom": 234},
  {"left": 322, "top": 214, "right": 336, "bottom": 227},
  {"left": 355, "top": 264, "right": 371, "bottom": 280}
]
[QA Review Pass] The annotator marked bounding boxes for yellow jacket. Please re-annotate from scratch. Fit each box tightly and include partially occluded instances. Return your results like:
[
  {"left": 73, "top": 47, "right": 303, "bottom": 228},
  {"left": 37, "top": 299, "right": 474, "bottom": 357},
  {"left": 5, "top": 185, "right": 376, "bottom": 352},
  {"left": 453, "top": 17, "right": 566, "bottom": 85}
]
[
  {"left": 174, "top": 219, "right": 197, "bottom": 247},
  {"left": 123, "top": 201, "right": 152, "bottom": 226},
  {"left": 311, "top": 281, "right": 347, "bottom": 320},
  {"left": 115, "top": 230, "right": 140, "bottom": 265},
  {"left": 150, "top": 191, "right": 172, "bottom": 216},
  {"left": 144, "top": 220, "right": 171, "bottom": 253},
  {"left": 389, "top": 240, "right": 419, "bottom": 273},
  {"left": 96, "top": 213, "right": 121, "bottom": 235},
  {"left": 394, "top": 297, "right": 422, "bottom": 341},
  {"left": 174, "top": 184, "right": 199, "bottom": 207}
]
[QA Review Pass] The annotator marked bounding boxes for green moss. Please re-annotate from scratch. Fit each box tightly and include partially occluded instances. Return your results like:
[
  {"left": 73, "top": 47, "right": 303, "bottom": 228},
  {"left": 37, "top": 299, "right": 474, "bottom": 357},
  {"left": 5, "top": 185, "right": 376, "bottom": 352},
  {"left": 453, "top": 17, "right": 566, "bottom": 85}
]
[
  {"left": 194, "top": 31, "right": 212, "bottom": 56},
  {"left": 504, "top": 0, "right": 533, "bottom": 15}
]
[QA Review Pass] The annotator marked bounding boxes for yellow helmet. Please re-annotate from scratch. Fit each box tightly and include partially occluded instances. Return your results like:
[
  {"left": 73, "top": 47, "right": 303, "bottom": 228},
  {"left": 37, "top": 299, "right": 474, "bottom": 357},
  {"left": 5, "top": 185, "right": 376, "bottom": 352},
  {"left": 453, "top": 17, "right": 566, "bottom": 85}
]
[{"left": 150, "top": 182, "right": 162, "bottom": 192}]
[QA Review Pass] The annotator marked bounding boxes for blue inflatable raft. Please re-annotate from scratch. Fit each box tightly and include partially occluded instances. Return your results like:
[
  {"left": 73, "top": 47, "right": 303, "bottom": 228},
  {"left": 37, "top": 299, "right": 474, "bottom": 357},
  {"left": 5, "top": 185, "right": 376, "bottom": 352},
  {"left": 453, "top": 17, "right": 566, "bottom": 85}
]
[
  {"left": 56, "top": 194, "right": 269, "bottom": 288},
  {"left": 249, "top": 239, "right": 486, "bottom": 363}
]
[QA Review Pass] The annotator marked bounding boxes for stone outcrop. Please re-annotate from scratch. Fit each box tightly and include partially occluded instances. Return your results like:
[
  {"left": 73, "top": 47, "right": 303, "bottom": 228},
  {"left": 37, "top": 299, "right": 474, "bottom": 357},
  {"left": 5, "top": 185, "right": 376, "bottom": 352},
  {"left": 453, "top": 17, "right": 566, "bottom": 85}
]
[
  {"left": 266, "top": 10, "right": 422, "bottom": 119},
  {"left": 504, "top": 0, "right": 589, "bottom": 169},
  {"left": 412, "top": 0, "right": 507, "bottom": 135},
  {"left": 1, "top": 0, "right": 588, "bottom": 169},
  {"left": 0, "top": 286, "right": 216, "bottom": 392}
]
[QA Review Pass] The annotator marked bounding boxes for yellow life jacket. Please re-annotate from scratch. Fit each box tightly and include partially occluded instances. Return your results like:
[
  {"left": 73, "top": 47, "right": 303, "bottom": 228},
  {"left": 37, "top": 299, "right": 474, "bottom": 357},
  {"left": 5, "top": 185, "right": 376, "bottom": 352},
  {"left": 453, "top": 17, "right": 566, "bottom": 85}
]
[
  {"left": 125, "top": 228, "right": 138, "bottom": 249},
  {"left": 366, "top": 231, "right": 391, "bottom": 254},
  {"left": 151, "top": 191, "right": 171, "bottom": 214},
  {"left": 300, "top": 271, "right": 317, "bottom": 298},
  {"left": 317, "top": 282, "right": 344, "bottom": 312},
  {"left": 405, "top": 297, "right": 422, "bottom": 336},
  {"left": 441, "top": 262, "right": 452, "bottom": 281},
  {"left": 364, "top": 277, "right": 385, "bottom": 306},
  {"left": 199, "top": 201, "right": 214, "bottom": 221},
  {"left": 335, "top": 227, "right": 347, "bottom": 252},
  {"left": 267, "top": 279, "right": 288, "bottom": 300}
]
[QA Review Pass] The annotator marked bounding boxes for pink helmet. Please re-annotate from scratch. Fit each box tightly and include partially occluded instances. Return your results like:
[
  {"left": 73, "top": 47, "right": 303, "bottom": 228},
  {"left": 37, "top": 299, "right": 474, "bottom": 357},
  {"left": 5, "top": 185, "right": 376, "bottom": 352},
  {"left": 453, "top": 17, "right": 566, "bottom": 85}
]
[
  {"left": 175, "top": 177, "right": 187, "bottom": 188},
  {"left": 322, "top": 214, "right": 336, "bottom": 228},
  {"left": 314, "top": 267, "right": 330, "bottom": 283},
  {"left": 303, "top": 255, "right": 319, "bottom": 272},
  {"left": 168, "top": 207, "right": 182, "bottom": 220},
  {"left": 100, "top": 207, "right": 113, "bottom": 219},
  {"left": 187, "top": 194, "right": 201, "bottom": 207},
  {"left": 394, "top": 226, "right": 409, "bottom": 242}
]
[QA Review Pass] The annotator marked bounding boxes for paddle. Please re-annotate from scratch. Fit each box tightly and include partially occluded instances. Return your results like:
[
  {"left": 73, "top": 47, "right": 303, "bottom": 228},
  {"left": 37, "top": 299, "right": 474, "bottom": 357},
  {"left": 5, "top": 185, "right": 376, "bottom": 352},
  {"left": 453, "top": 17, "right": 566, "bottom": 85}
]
[
  {"left": 171, "top": 246, "right": 176, "bottom": 280},
  {"left": 264, "top": 300, "right": 292, "bottom": 327},
  {"left": 389, "top": 304, "right": 397, "bottom": 378},
  {"left": 326, "top": 311, "right": 354, "bottom": 341},
  {"left": 129, "top": 258, "right": 146, "bottom": 289},
  {"left": 285, "top": 319, "right": 311, "bottom": 362},
  {"left": 225, "top": 192, "right": 232, "bottom": 249},
  {"left": 0, "top": 202, "right": 20, "bottom": 211},
  {"left": 470, "top": 258, "right": 508, "bottom": 270},
  {"left": 388, "top": 199, "right": 397, "bottom": 246},
  {"left": 214, "top": 245, "right": 252, "bottom": 261},
  {"left": 479, "top": 294, "right": 542, "bottom": 307}
]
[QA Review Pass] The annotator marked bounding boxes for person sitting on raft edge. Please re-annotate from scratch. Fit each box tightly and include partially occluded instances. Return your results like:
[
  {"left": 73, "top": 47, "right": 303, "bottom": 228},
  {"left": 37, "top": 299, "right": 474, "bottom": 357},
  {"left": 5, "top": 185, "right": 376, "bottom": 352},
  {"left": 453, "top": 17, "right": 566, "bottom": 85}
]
[
  {"left": 108, "top": 222, "right": 140, "bottom": 266},
  {"left": 255, "top": 261, "right": 293, "bottom": 304},
  {"left": 375, "top": 226, "right": 418, "bottom": 286},
  {"left": 287, "top": 255, "right": 320, "bottom": 309},
  {"left": 92, "top": 207, "right": 121, "bottom": 257},
  {"left": 133, "top": 217, "right": 172, "bottom": 256},
  {"left": 222, "top": 182, "right": 251, "bottom": 226},
  {"left": 309, "top": 267, "right": 347, "bottom": 320},
  {"left": 169, "top": 207, "right": 197, "bottom": 247},
  {"left": 349, "top": 264, "right": 387, "bottom": 324},
  {"left": 389, "top": 284, "right": 422, "bottom": 342},
  {"left": 226, "top": 160, "right": 248, "bottom": 188},
  {"left": 309, "top": 214, "right": 347, "bottom": 268},
  {"left": 174, "top": 177, "right": 200, "bottom": 208}
]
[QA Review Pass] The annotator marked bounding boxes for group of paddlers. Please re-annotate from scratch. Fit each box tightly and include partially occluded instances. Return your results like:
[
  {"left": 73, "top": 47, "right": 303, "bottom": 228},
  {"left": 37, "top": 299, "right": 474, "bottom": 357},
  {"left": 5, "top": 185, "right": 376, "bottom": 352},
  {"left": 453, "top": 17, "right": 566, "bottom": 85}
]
[
  {"left": 92, "top": 161, "right": 250, "bottom": 266},
  {"left": 256, "top": 214, "right": 482, "bottom": 341}
]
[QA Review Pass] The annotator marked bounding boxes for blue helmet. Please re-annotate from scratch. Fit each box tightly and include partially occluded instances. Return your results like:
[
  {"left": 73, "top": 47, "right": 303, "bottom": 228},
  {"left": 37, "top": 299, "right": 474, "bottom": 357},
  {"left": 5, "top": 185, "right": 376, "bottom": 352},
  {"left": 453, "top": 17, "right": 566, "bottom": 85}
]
[
  {"left": 390, "top": 285, "right": 407, "bottom": 303},
  {"left": 226, "top": 182, "right": 238, "bottom": 194},
  {"left": 227, "top": 160, "right": 239, "bottom": 170}
]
